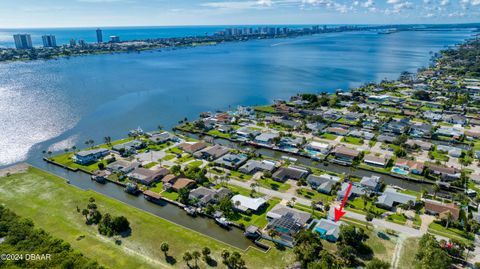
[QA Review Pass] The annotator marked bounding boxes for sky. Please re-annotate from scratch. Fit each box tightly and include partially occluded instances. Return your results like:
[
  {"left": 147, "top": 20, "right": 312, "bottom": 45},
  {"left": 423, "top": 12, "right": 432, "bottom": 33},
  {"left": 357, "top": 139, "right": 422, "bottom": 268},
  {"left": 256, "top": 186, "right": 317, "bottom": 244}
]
[{"left": 0, "top": 0, "right": 479, "bottom": 28}]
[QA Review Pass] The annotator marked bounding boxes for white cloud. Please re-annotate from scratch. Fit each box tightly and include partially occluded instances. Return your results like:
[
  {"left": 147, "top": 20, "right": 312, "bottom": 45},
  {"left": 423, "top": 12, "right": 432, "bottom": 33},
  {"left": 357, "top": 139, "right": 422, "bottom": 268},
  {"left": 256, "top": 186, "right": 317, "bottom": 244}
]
[
  {"left": 361, "top": 0, "right": 375, "bottom": 8},
  {"left": 440, "top": 0, "right": 449, "bottom": 6},
  {"left": 387, "top": 0, "right": 401, "bottom": 4}
]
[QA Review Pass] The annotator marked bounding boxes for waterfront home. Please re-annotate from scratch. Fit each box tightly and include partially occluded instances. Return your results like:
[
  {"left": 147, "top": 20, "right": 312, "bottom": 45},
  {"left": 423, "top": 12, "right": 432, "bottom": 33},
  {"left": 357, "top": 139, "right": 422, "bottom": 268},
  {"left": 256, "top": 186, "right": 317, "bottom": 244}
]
[
  {"left": 112, "top": 140, "right": 145, "bottom": 156},
  {"left": 106, "top": 159, "right": 141, "bottom": 174},
  {"left": 307, "top": 174, "right": 341, "bottom": 194},
  {"left": 332, "top": 146, "right": 360, "bottom": 164},
  {"left": 239, "top": 159, "right": 277, "bottom": 174},
  {"left": 235, "top": 126, "right": 261, "bottom": 138},
  {"left": 73, "top": 148, "right": 109, "bottom": 165},
  {"left": 193, "top": 144, "right": 229, "bottom": 160},
  {"left": 364, "top": 154, "right": 389, "bottom": 168},
  {"left": 325, "top": 127, "right": 349, "bottom": 136},
  {"left": 392, "top": 158, "right": 424, "bottom": 175},
  {"left": 127, "top": 167, "right": 169, "bottom": 186},
  {"left": 313, "top": 219, "right": 343, "bottom": 242},
  {"left": 178, "top": 141, "right": 207, "bottom": 154},
  {"left": 427, "top": 165, "right": 461, "bottom": 181},
  {"left": 306, "top": 141, "right": 332, "bottom": 155},
  {"left": 214, "top": 153, "right": 248, "bottom": 169},
  {"left": 254, "top": 132, "right": 279, "bottom": 146},
  {"left": 376, "top": 187, "right": 416, "bottom": 210},
  {"left": 348, "top": 130, "right": 375, "bottom": 140},
  {"left": 337, "top": 182, "right": 365, "bottom": 201},
  {"left": 188, "top": 187, "right": 231, "bottom": 206},
  {"left": 266, "top": 205, "right": 311, "bottom": 241},
  {"left": 279, "top": 136, "right": 303, "bottom": 148},
  {"left": 436, "top": 145, "right": 462, "bottom": 158},
  {"left": 272, "top": 166, "right": 309, "bottom": 183},
  {"left": 359, "top": 175, "right": 382, "bottom": 192},
  {"left": 168, "top": 177, "right": 195, "bottom": 192},
  {"left": 231, "top": 195, "right": 267, "bottom": 213},
  {"left": 424, "top": 200, "right": 460, "bottom": 221},
  {"left": 149, "top": 131, "right": 178, "bottom": 144}
]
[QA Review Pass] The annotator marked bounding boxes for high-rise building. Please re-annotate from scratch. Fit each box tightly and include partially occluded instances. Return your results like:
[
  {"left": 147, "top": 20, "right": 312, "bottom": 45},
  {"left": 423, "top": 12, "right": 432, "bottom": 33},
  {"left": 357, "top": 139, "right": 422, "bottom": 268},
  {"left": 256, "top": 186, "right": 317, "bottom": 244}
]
[
  {"left": 96, "top": 28, "right": 103, "bottom": 43},
  {"left": 41, "top": 35, "right": 57, "bottom": 47},
  {"left": 13, "top": 34, "right": 33, "bottom": 49},
  {"left": 78, "top": 39, "right": 86, "bottom": 47},
  {"left": 69, "top": 39, "right": 76, "bottom": 47}
]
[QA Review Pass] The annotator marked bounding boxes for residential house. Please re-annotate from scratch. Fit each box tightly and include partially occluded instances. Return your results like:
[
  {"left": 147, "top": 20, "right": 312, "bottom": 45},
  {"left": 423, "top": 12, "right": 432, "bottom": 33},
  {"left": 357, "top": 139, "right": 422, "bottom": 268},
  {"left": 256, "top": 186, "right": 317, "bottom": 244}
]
[
  {"left": 193, "top": 144, "right": 229, "bottom": 160},
  {"left": 235, "top": 126, "right": 260, "bottom": 139},
  {"left": 325, "top": 127, "right": 349, "bottom": 136},
  {"left": 405, "top": 139, "right": 432, "bottom": 151},
  {"left": 409, "top": 123, "right": 432, "bottom": 138},
  {"left": 424, "top": 200, "right": 460, "bottom": 221},
  {"left": 178, "top": 141, "right": 207, "bottom": 154},
  {"left": 188, "top": 187, "right": 232, "bottom": 206},
  {"left": 112, "top": 140, "right": 145, "bottom": 156},
  {"left": 465, "top": 130, "right": 480, "bottom": 141},
  {"left": 307, "top": 174, "right": 341, "bottom": 194},
  {"left": 377, "top": 134, "right": 396, "bottom": 144},
  {"left": 266, "top": 205, "right": 312, "bottom": 241},
  {"left": 376, "top": 187, "right": 416, "bottom": 210},
  {"left": 364, "top": 154, "right": 389, "bottom": 168},
  {"left": 435, "top": 127, "right": 463, "bottom": 139},
  {"left": 254, "top": 132, "right": 279, "bottom": 146},
  {"left": 128, "top": 167, "right": 169, "bottom": 186},
  {"left": 231, "top": 195, "right": 267, "bottom": 213},
  {"left": 239, "top": 159, "right": 277, "bottom": 174},
  {"left": 393, "top": 158, "right": 424, "bottom": 175},
  {"left": 332, "top": 146, "right": 360, "bottom": 164},
  {"left": 214, "top": 153, "right": 248, "bottom": 169},
  {"left": 313, "top": 219, "right": 343, "bottom": 242},
  {"left": 427, "top": 165, "right": 461, "bottom": 181},
  {"left": 337, "top": 182, "right": 365, "bottom": 201},
  {"left": 149, "top": 131, "right": 177, "bottom": 144},
  {"left": 171, "top": 177, "right": 195, "bottom": 192},
  {"left": 73, "top": 148, "right": 109, "bottom": 165},
  {"left": 272, "top": 166, "right": 309, "bottom": 183},
  {"left": 359, "top": 175, "right": 382, "bottom": 192},
  {"left": 436, "top": 145, "right": 462, "bottom": 158},
  {"left": 266, "top": 204, "right": 311, "bottom": 227},
  {"left": 106, "top": 159, "right": 140, "bottom": 174},
  {"left": 382, "top": 118, "right": 410, "bottom": 135},
  {"left": 443, "top": 114, "right": 467, "bottom": 126},
  {"left": 305, "top": 141, "right": 332, "bottom": 155}
]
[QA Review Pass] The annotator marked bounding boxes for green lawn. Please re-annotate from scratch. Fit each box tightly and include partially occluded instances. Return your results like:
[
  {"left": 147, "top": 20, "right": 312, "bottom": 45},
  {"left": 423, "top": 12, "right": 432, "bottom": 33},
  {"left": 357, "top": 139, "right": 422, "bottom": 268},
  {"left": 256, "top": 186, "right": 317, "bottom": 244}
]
[
  {"left": 187, "top": 160, "right": 203, "bottom": 168},
  {"left": 428, "top": 222, "right": 474, "bottom": 243},
  {"left": 386, "top": 213, "right": 407, "bottom": 225},
  {"left": 230, "top": 198, "right": 281, "bottom": 228},
  {"left": 320, "top": 133, "right": 338, "bottom": 140},
  {"left": 215, "top": 183, "right": 263, "bottom": 198},
  {"left": 161, "top": 190, "right": 180, "bottom": 201},
  {"left": 175, "top": 154, "right": 194, "bottom": 164},
  {"left": 429, "top": 150, "right": 449, "bottom": 162},
  {"left": 256, "top": 178, "right": 291, "bottom": 192},
  {"left": 49, "top": 152, "right": 107, "bottom": 173},
  {"left": 207, "top": 129, "right": 232, "bottom": 139},
  {"left": 143, "top": 162, "right": 158, "bottom": 169},
  {"left": 0, "top": 167, "right": 294, "bottom": 269},
  {"left": 163, "top": 154, "right": 176, "bottom": 161},
  {"left": 398, "top": 237, "right": 420, "bottom": 269},
  {"left": 254, "top": 105, "right": 276, "bottom": 113},
  {"left": 149, "top": 182, "right": 163, "bottom": 193},
  {"left": 166, "top": 147, "right": 183, "bottom": 155},
  {"left": 296, "top": 188, "right": 335, "bottom": 203},
  {"left": 347, "top": 197, "right": 388, "bottom": 216},
  {"left": 229, "top": 170, "right": 253, "bottom": 181},
  {"left": 341, "top": 136, "right": 364, "bottom": 145}
]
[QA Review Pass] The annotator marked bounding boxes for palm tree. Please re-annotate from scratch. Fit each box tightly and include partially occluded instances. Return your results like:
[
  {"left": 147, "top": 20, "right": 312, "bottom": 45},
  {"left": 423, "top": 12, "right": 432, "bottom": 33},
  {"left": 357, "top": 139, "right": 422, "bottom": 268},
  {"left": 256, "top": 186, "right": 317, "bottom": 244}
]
[
  {"left": 445, "top": 212, "right": 453, "bottom": 229},
  {"left": 81, "top": 209, "right": 89, "bottom": 222},
  {"left": 433, "top": 184, "right": 440, "bottom": 199},
  {"left": 192, "top": 250, "right": 201, "bottom": 268},
  {"left": 361, "top": 194, "right": 369, "bottom": 209},
  {"left": 290, "top": 197, "right": 297, "bottom": 207},
  {"left": 202, "top": 247, "right": 211, "bottom": 262},
  {"left": 183, "top": 251, "right": 192, "bottom": 268},
  {"left": 104, "top": 136, "right": 111, "bottom": 146},
  {"left": 160, "top": 242, "right": 169, "bottom": 258},
  {"left": 157, "top": 125, "right": 163, "bottom": 131}
]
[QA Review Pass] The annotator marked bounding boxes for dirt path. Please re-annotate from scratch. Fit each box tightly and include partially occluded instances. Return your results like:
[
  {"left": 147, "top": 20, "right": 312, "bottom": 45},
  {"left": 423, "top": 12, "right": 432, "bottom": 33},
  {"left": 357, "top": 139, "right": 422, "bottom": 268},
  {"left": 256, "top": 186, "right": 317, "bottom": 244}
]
[{"left": 391, "top": 234, "right": 406, "bottom": 269}]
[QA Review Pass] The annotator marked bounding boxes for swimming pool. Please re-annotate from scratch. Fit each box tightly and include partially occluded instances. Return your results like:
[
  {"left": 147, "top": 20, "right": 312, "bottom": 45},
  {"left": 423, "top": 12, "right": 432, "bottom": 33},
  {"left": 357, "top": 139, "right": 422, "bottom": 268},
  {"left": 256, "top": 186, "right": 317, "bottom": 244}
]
[{"left": 391, "top": 166, "right": 409, "bottom": 175}]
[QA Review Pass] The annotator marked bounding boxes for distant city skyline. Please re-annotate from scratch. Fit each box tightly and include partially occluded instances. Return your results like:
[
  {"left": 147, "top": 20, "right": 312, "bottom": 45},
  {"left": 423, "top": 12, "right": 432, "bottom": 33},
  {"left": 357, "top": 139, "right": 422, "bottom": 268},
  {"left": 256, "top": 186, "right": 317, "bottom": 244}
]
[{"left": 1, "top": 0, "right": 479, "bottom": 28}]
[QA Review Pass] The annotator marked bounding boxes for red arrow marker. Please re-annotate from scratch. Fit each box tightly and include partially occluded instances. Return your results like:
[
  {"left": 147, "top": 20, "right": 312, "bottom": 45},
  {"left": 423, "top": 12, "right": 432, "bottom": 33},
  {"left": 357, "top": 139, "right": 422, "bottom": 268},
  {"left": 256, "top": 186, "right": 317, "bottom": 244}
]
[{"left": 334, "top": 182, "right": 352, "bottom": 222}]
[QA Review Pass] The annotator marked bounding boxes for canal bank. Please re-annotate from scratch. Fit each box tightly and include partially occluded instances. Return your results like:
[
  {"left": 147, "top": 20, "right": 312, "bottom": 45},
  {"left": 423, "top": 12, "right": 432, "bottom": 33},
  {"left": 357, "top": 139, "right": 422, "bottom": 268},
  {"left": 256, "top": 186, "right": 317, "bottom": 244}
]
[{"left": 32, "top": 162, "right": 255, "bottom": 250}]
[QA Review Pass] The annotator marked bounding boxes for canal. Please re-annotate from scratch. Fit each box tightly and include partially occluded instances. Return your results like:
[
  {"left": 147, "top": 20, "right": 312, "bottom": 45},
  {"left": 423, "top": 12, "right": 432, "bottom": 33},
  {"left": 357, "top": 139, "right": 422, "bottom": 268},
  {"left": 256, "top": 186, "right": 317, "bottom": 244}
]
[{"left": 34, "top": 162, "right": 255, "bottom": 250}]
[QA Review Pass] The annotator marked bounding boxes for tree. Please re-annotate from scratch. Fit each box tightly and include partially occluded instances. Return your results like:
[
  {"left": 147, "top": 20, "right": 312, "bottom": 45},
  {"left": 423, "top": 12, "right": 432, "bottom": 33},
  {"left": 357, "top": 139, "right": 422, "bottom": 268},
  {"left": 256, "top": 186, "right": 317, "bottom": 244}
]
[
  {"left": 444, "top": 211, "right": 453, "bottom": 229},
  {"left": 416, "top": 234, "right": 451, "bottom": 269},
  {"left": 433, "top": 184, "right": 440, "bottom": 199},
  {"left": 338, "top": 225, "right": 368, "bottom": 248},
  {"left": 202, "top": 247, "right": 211, "bottom": 262},
  {"left": 366, "top": 258, "right": 390, "bottom": 269},
  {"left": 336, "top": 244, "right": 356, "bottom": 266},
  {"left": 192, "top": 250, "right": 201, "bottom": 268},
  {"left": 183, "top": 251, "right": 193, "bottom": 268},
  {"left": 366, "top": 212, "right": 374, "bottom": 230},
  {"left": 81, "top": 209, "right": 89, "bottom": 222},
  {"left": 293, "top": 230, "right": 323, "bottom": 267},
  {"left": 160, "top": 242, "right": 169, "bottom": 258}
]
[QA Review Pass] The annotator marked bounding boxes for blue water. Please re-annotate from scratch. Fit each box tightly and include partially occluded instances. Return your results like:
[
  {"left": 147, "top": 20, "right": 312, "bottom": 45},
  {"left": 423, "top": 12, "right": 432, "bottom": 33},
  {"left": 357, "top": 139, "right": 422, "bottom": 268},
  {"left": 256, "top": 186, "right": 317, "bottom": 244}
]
[{"left": 0, "top": 27, "right": 475, "bottom": 167}]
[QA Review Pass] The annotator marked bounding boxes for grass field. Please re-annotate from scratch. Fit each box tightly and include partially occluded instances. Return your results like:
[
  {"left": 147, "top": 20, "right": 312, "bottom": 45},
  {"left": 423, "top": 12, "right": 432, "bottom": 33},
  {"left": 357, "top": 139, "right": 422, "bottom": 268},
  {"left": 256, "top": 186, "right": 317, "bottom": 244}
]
[
  {"left": 0, "top": 167, "right": 294, "bottom": 269},
  {"left": 398, "top": 237, "right": 420, "bottom": 269},
  {"left": 256, "top": 178, "right": 291, "bottom": 192},
  {"left": 341, "top": 136, "right": 364, "bottom": 145},
  {"left": 296, "top": 188, "right": 335, "bottom": 203},
  {"left": 320, "top": 133, "right": 338, "bottom": 140}
]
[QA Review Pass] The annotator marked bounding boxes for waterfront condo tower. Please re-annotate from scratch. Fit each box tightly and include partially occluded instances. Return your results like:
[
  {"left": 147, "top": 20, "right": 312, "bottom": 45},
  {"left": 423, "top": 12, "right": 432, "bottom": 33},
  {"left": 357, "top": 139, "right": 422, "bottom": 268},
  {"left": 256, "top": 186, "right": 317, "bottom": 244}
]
[
  {"left": 42, "top": 35, "right": 57, "bottom": 47},
  {"left": 109, "top": 35, "right": 120, "bottom": 43},
  {"left": 13, "top": 34, "right": 33, "bottom": 49},
  {"left": 96, "top": 28, "right": 103, "bottom": 43}
]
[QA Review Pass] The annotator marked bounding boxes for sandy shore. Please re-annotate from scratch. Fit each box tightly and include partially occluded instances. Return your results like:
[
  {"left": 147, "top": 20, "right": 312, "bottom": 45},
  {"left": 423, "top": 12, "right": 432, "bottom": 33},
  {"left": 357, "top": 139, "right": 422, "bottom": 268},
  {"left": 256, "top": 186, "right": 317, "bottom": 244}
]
[{"left": 0, "top": 163, "right": 30, "bottom": 177}]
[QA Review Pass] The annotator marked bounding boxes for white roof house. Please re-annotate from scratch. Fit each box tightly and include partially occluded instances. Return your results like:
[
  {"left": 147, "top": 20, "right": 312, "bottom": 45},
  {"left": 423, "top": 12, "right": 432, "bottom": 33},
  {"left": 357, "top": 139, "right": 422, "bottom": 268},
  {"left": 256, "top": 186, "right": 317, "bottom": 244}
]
[{"left": 231, "top": 195, "right": 267, "bottom": 212}]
